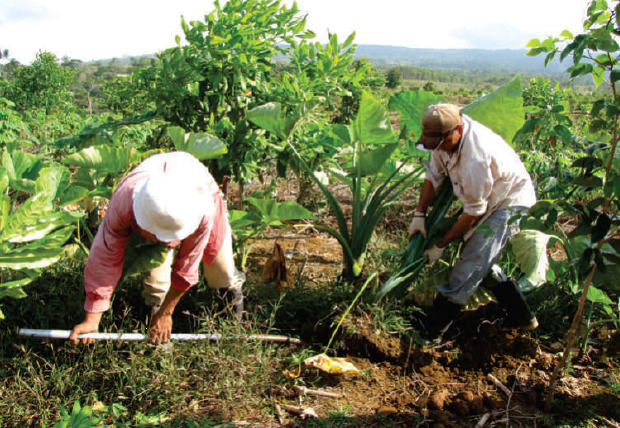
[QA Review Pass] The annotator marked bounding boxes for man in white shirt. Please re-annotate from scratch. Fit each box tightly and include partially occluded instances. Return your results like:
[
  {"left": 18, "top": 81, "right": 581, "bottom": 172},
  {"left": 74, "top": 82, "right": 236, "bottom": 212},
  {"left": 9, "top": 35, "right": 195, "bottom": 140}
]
[{"left": 408, "top": 104, "right": 538, "bottom": 339}]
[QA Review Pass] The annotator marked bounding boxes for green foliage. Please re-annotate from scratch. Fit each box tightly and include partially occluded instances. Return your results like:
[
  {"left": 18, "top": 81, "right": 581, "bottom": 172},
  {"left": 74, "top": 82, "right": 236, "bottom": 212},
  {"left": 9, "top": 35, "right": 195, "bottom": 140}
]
[
  {"left": 514, "top": 77, "right": 574, "bottom": 151},
  {"left": 166, "top": 126, "right": 227, "bottom": 160},
  {"left": 0, "top": 52, "right": 73, "bottom": 113},
  {"left": 229, "top": 196, "right": 317, "bottom": 269},
  {"left": 52, "top": 401, "right": 101, "bottom": 428},
  {"left": 461, "top": 75, "right": 525, "bottom": 145},
  {"left": 0, "top": 165, "right": 81, "bottom": 319},
  {"left": 248, "top": 92, "right": 425, "bottom": 281},
  {"left": 385, "top": 68, "right": 403, "bottom": 89}
]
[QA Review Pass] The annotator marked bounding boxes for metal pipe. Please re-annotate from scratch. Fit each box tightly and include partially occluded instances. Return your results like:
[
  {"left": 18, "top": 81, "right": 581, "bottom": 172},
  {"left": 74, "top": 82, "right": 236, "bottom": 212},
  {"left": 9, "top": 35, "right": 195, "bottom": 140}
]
[{"left": 18, "top": 328, "right": 301, "bottom": 344}]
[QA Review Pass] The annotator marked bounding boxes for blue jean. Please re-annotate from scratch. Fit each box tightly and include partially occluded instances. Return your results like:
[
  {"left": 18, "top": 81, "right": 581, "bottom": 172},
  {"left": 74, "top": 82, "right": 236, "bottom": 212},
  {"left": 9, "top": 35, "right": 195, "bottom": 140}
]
[{"left": 437, "top": 206, "right": 527, "bottom": 305}]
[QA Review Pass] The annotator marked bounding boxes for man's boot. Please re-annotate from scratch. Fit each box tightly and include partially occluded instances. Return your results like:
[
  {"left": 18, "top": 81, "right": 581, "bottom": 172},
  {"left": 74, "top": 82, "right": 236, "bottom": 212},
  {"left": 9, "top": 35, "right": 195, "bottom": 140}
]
[
  {"left": 427, "top": 293, "right": 463, "bottom": 340},
  {"left": 219, "top": 287, "right": 244, "bottom": 322},
  {"left": 491, "top": 279, "right": 538, "bottom": 330}
]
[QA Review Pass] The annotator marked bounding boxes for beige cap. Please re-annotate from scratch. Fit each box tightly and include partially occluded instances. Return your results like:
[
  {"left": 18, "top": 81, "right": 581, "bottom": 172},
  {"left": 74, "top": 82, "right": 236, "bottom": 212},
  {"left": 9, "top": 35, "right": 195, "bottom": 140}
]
[
  {"left": 417, "top": 104, "right": 462, "bottom": 149},
  {"left": 133, "top": 172, "right": 213, "bottom": 242}
]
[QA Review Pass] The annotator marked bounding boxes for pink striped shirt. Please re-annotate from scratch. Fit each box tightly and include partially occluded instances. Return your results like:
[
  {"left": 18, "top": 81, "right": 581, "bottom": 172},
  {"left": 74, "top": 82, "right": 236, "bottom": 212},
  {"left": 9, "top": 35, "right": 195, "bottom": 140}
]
[{"left": 83, "top": 152, "right": 228, "bottom": 313}]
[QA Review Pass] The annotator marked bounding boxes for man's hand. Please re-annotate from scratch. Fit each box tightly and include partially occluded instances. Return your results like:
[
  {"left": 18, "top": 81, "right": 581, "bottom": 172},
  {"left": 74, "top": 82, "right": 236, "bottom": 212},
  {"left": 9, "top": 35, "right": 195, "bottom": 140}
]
[
  {"left": 149, "top": 311, "right": 173, "bottom": 344},
  {"left": 423, "top": 245, "right": 445, "bottom": 263},
  {"left": 408, "top": 214, "right": 427, "bottom": 240},
  {"left": 69, "top": 312, "right": 103, "bottom": 345}
]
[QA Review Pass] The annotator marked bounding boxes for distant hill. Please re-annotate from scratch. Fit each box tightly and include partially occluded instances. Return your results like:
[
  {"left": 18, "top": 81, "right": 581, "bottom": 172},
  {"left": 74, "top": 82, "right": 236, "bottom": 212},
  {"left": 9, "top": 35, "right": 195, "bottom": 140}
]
[
  {"left": 93, "top": 45, "right": 571, "bottom": 80},
  {"left": 354, "top": 45, "right": 569, "bottom": 79}
]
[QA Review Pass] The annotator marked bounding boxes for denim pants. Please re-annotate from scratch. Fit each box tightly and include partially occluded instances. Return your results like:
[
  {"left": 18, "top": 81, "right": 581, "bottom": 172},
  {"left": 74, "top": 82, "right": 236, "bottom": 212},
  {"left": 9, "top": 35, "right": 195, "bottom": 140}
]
[{"left": 437, "top": 206, "right": 527, "bottom": 305}]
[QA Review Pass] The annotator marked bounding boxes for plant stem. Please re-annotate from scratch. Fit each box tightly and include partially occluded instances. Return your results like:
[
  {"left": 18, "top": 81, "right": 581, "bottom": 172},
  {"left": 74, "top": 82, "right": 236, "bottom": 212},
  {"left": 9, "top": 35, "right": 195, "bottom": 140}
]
[
  {"left": 325, "top": 270, "right": 377, "bottom": 353},
  {"left": 544, "top": 255, "right": 598, "bottom": 411}
]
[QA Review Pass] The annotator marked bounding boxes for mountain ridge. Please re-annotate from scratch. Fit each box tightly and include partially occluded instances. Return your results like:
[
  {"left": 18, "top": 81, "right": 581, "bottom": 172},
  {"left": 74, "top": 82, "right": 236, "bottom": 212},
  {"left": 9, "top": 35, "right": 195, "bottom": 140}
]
[{"left": 354, "top": 44, "right": 568, "bottom": 78}]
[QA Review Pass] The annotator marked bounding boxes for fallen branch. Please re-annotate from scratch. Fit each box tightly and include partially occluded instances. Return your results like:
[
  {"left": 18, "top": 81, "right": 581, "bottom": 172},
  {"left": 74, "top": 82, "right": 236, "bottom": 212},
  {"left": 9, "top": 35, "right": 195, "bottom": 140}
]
[
  {"left": 280, "top": 404, "right": 318, "bottom": 419},
  {"left": 474, "top": 413, "right": 491, "bottom": 428},
  {"left": 18, "top": 328, "right": 302, "bottom": 344},
  {"left": 487, "top": 374, "right": 512, "bottom": 397},
  {"left": 292, "top": 385, "right": 343, "bottom": 398}
]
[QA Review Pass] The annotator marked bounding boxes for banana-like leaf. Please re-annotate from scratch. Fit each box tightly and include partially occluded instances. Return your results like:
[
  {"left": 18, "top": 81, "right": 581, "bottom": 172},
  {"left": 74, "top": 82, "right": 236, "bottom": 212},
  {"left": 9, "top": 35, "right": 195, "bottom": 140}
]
[
  {"left": 510, "top": 229, "right": 559, "bottom": 291},
  {"left": 167, "top": 126, "right": 227, "bottom": 160},
  {"left": 19, "top": 226, "right": 75, "bottom": 250},
  {"left": 462, "top": 75, "right": 524, "bottom": 145},
  {"left": 35, "top": 166, "right": 72, "bottom": 203},
  {"left": 0, "top": 277, "right": 32, "bottom": 300},
  {"left": 62, "top": 146, "right": 139, "bottom": 175},
  {"left": 0, "top": 247, "right": 65, "bottom": 269},
  {"left": 245, "top": 197, "right": 317, "bottom": 224},
  {"left": 2, "top": 196, "right": 82, "bottom": 243}
]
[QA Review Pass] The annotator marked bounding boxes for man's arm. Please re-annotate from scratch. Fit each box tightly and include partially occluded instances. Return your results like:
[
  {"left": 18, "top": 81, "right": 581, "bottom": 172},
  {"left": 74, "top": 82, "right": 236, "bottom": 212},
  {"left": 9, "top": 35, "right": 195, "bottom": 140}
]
[
  {"left": 148, "top": 286, "right": 186, "bottom": 344},
  {"left": 437, "top": 212, "right": 482, "bottom": 248}
]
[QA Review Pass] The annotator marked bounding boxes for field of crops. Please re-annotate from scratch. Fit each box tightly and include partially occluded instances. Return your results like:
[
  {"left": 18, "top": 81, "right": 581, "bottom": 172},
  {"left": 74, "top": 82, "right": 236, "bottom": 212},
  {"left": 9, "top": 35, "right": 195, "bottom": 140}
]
[{"left": 1, "top": 0, "right": 620, "bottom": 427}]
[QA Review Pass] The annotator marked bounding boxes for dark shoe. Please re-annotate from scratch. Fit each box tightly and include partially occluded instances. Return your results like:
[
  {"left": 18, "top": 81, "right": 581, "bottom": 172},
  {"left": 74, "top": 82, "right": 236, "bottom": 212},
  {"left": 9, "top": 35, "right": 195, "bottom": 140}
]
[
  {"left": 491, "top": 279, "right": 538, "bottom": 331},
  {"left": 219, "top": 288, "right": 244, "bottom": 322},
  {"left": 426, "top": 293, "right": 463, "bottom": 340}
]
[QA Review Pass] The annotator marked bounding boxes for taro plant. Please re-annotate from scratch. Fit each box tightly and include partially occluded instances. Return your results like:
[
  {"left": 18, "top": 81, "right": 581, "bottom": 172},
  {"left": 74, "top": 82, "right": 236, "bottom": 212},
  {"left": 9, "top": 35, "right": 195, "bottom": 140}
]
[
  {"left": 0, "top": 166, "right": 83, "bottom": 319},
  {"left": 248, "top": 92, "right": 427, "bottom": 282},
  {"left": 526, "top": 0, "right": 620, "bottom": 409},
  {"left": 229, "top": 196, "right": 317, "bottom": 271}
]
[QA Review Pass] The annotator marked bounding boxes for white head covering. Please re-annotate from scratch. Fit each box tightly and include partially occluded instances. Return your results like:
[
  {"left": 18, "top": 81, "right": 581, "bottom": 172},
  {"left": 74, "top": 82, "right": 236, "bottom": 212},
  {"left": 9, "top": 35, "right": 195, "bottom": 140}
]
[{"left": 132, "top": 171, "right": 213, "bottom": 242}]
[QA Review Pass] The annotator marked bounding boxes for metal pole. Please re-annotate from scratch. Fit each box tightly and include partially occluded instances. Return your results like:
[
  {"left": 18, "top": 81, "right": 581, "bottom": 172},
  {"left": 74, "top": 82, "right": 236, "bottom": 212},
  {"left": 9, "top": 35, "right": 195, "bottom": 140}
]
[{"left": 18, "top": 328, "right": 301, "bottom": 344}]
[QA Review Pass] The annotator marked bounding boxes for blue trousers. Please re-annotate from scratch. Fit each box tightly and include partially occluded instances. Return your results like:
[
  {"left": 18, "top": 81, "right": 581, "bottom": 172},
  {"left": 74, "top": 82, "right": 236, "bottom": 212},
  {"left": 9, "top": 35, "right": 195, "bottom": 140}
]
[{"left": 438, "top": 207, "right": 527, "bottom": 305}]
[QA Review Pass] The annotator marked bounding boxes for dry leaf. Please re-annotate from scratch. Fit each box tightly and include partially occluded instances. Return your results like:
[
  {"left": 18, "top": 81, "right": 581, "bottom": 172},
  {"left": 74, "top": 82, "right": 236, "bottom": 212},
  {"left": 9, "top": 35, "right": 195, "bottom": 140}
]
[
  {"left": 304, "top": 353, "right": 361, "bottom": 374},
  {"left": 261, "top": 242, "right": 294, "bottom": 291}
]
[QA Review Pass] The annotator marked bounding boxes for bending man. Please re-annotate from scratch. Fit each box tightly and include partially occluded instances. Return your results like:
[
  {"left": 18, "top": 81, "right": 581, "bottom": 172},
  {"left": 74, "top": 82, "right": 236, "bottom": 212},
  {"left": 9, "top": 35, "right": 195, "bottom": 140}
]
[
  {"left": 408, "top": 104, "right": 538, "bottom": 339},
  {"left": 70, "top": 151, "right": 245, "bottom": 345}
]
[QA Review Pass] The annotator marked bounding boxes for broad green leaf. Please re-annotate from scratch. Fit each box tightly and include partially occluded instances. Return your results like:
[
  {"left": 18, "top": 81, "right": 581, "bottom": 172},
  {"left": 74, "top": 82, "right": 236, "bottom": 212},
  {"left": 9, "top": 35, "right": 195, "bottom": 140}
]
[
  {"left": 586, "top": 285, "right": 613, "bottom": 304},
  {"left": 246, "top": 103, "right": 299, "bottom": 140},
  {"left": 356, "top": 144, "right": 398, "bottom": 177},
  {"left": 0, "top": 247, "right": 65, "bottom": 269},
  {"left": 228, "top": 210, "right": 262, "bottom": 229},
  {"left": 3, "top": 201, "right": 82, "bottom": 243},
  {"left": 246, "top": 197, "right": 317, "bottom": 225},
  {"left": 121, "top": 235, "right": 171, "bottom": 281},
  {"left": 62, "top": 146, "right": 136, "bottom": 175},
  {"left": 0, "top": 278, "right": 32, "bottom": 300},
  {"left": 351, "top": 92, "right": 396, "bottom": 147},
  {"left": 387, "top": 91, "right": 445, "bottom": 142},
  {"left": 167, "top": 127, "right": 227, "bottom": 160},
  {"left": 462, "top": 76, "right": 524, "bottom": 145},
  {"left": 510, "top": 230, "right": 559, "bottom": 288}
]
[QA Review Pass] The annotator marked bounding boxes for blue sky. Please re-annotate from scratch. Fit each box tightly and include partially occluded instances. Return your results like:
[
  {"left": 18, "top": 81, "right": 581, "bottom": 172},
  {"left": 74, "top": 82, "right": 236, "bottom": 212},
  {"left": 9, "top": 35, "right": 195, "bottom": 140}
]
[{"left": 0, "top": 0, "right": 589, "bottom": 64}]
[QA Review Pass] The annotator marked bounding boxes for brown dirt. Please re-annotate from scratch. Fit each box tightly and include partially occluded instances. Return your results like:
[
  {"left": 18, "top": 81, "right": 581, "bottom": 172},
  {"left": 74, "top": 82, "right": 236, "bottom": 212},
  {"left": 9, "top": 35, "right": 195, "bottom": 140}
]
[{"left": 228, "top": 177, "right": 620, "bottom": 427}]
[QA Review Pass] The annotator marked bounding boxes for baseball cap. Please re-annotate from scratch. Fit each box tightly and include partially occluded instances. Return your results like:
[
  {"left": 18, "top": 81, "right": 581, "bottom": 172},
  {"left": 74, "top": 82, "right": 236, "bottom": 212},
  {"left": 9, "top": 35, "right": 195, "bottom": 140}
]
[{"left": 417, "top": 104, "right": 462, "bottom": 150}]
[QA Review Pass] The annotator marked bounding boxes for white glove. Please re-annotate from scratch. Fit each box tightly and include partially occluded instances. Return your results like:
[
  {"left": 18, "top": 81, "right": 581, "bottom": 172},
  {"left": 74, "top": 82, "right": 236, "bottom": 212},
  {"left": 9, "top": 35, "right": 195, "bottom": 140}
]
[
  {"left": 408, "top": 214, "right": 427, "bottom": 239},
  {"left": 423, "top": 245, "right": 444, "bottom": 263}
]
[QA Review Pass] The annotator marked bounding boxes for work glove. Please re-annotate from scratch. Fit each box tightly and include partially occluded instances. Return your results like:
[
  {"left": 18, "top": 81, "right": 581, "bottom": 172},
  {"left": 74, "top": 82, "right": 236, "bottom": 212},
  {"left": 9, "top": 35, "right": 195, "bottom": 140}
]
[
  {"left": 408, "top": 213, "right": 427, "bottom": 240},
  {"left": 423, "top": 245, "right": 444, "bottom": 263}
]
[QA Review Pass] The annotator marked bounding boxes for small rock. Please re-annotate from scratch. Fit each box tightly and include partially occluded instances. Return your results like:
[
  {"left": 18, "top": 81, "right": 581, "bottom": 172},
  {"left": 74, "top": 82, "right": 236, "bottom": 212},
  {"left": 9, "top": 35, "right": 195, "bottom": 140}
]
[{"left": 376, "top": 406, "right": 398, "bottom": 415}]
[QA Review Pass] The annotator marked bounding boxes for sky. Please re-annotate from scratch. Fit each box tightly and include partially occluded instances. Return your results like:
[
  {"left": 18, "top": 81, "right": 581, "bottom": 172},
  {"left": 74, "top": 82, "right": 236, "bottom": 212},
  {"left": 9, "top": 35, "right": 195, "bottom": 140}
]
[{"left": 0, "top": 0, "right": 591, "bottom": 65}]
